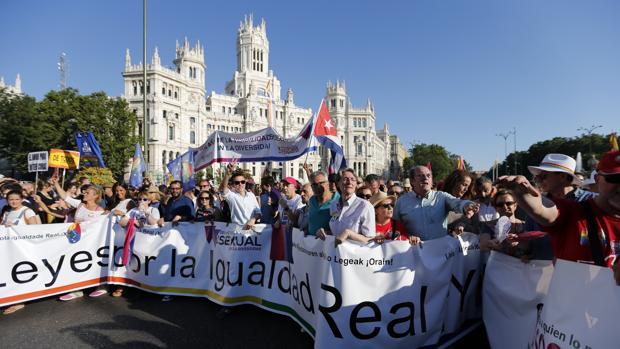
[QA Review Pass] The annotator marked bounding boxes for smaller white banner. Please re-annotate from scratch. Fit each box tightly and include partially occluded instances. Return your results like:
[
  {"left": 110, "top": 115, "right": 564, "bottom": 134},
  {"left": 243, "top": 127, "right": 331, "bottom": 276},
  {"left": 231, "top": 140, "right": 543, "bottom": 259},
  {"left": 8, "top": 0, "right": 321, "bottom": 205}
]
[{"left": 529, "top": 259, "right": 620, "bottom": 349}]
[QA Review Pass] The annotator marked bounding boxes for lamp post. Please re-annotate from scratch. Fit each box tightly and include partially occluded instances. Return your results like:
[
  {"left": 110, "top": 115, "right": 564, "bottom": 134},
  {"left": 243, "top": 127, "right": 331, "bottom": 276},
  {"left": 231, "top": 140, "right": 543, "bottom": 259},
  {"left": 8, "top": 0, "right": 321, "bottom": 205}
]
[
  {"left": 142, "top": 0, "right": 149, "bottom": 174},
  {"left": 578, "top": 125, "right": 602, "bottom": 171}
]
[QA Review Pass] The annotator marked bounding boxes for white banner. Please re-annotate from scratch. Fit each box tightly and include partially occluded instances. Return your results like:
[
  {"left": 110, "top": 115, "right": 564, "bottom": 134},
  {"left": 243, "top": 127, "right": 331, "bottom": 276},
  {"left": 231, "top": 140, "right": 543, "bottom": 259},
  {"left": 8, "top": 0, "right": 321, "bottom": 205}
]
[
  {"left": 483, "top": 252, "right": 554, "bottom": 349},
  {"left": 194, "top": 121, "right": 316, "bottom": 169},
  {"left": 529, "top": 259, "right": 620, "bottom": 349},
  {"left": 0, "top": 218, "right": 482, "bottom": 348}
]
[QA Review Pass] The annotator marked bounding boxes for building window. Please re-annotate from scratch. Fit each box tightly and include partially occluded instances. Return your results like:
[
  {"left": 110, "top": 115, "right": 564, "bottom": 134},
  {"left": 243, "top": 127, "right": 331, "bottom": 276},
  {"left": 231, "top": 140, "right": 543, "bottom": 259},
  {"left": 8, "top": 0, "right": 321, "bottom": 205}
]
[
  {"left": 174, "top": 91, "right": 178, "bottom": 99},
  {"left": 175, "top": 113, "right": 179, "bottom": 119},
  {"left": 190, "top": 117, "right": 196, "bottom": 127},
  {"left": 168, "top": 89, "right": 172, "bottom": 97},
  {"left": 233, "top": 108, "right": 237, "bottom": 114},
  {"left": 362, "top": 119, "right": 367, "bottom": 128},
  {"left": 162, "top": 151, "right": 167, "bottom": 168},
  {"left": 146, "top": 80, "right": 151, "bottom": 94},
  {"left": 228, "top": 107, "right": 232, "bottom": 114},
  {"left": 340, "top": 99, "right": 344, "bottom": 108},
  {"left": 163, "top": 110, "right": 167, "bottom": 119},
  {"left": 331, "top": 99, "right": 336, "bottom": 108},
  {"left": 132, "top": 81, "right": 137, "bottom": 96},
  {"left": 190, "top": 131, "right": 196, "bottom": 144},
  {"left": 137, "top": 121, "right": 143, "bottom": 137},
  {"left": 168, "top": 125, "right": 175, "bottom": 141},
  {"left": 222, "top": 106, "right": 226, "bottom": 114}
]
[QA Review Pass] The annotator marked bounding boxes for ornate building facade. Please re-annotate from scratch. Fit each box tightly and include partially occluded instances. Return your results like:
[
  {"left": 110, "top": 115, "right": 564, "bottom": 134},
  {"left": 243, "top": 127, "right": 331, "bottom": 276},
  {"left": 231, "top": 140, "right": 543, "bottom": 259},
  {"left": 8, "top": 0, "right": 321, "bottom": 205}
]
[
  {"left": 122, "top": 15, "right": 403, "bottom": 183},
  {"left": 0, "top": 74, "right": 22, "bottom": 95}
]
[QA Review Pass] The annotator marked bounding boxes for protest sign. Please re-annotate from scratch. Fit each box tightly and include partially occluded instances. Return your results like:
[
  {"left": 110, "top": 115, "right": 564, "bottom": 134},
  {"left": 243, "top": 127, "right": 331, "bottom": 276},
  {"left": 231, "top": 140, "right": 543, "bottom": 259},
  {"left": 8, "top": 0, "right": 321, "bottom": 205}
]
[
  {"left": 27, "top": 151, "right": 48, "bottom": 173},
  {"left": 48, "top": 149, "right": 80, "bottom": 169},
  {"left": 529, "top": 259, "right": 620, "bottom": 349},
  {"left": 483, "top": 251, "right": 554, "bottom": 349}
]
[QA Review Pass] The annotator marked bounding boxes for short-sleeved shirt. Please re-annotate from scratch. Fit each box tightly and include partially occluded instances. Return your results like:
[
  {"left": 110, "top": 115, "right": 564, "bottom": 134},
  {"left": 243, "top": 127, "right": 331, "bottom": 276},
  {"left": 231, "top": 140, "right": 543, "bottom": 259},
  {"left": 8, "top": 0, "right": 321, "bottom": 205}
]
[
  {"left": 393, "top": 190, "right": 472, "bottom": 241},
  {"left": 278, "top": 194, "right": 304, "bottom": 225},
  {"left": 544, "top": 198, "right": 620, "bottom": 267},
  {"left": 1, "top": 206, "right": 36, "bottom": 225},
  {"left": 329, "top": 195, "right": 376, "bottom": 238},
  {"left": 65, "top": 196, "right": 106, "bottom": 223},
  {"left": 124, "top": 207, "right": 160, "bottom": 228},
  {"left": 376, "top": 219, "right": 408, "bottom": 240},
  {"left": 308, "top": 192, "right": 340, "bottom": 236},
  {"left": 223, "top": 190, "right": 260, "bottom": 226}
]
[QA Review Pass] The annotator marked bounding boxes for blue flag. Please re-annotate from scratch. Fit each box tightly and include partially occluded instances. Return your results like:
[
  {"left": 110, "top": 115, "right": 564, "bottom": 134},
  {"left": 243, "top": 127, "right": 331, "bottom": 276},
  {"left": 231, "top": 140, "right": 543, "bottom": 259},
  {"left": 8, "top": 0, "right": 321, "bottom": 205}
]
[
  {"left": 166, "top": 149, "right": 195, "bottom": 192},
  {"left": 74, "top": 132, "right": 106, "bottom": 167},
  {"left": 129, "top": 143, "right": 146, "bottom": 188}
]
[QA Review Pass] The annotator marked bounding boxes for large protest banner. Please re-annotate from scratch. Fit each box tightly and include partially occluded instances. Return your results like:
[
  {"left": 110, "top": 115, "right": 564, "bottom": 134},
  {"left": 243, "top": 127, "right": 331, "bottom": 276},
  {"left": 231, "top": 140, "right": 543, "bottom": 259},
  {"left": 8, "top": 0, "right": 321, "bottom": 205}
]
[
  {"left": 194, "top": 118, "right": 316, "bottom": 169},
  {"left": 0, "top": 218, "right": 482, "bottom": 348},
  {"left": 483, "top": 251, "right": 554, "bottom": 349},
  {"left": 529, "top": 260, "right": 620, "bottom": 349}
]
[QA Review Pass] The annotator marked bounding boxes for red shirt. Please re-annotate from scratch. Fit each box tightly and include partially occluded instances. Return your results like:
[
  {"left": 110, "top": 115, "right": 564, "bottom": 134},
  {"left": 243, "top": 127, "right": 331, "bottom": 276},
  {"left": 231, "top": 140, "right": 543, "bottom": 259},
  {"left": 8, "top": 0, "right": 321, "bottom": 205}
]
[
  {"left": 376, "top": 219, "right": 408, "bottom": 241},
  {"left": 544, "top": 198, "right": 620, "bottom": 267}
]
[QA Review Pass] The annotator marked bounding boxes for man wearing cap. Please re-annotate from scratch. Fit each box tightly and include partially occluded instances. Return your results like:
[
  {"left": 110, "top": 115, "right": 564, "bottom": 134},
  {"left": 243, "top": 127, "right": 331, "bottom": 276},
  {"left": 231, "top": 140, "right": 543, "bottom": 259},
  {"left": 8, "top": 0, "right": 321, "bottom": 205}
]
[
  {"left": 276, "top": 177, "right": 304, "bottom": 229},
  {"left": 394, "top": 166, "right": 479, "bottom": 241},
  {"left": 499, "top": 150, "right": 620, "bottom": 285}
]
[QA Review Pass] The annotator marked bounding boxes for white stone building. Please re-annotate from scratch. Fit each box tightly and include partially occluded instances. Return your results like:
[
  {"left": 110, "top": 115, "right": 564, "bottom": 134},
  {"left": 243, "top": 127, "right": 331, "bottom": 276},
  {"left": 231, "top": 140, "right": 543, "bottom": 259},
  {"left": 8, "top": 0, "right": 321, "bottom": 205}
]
[
  {"left": 122, "top": 15, "right": 403, "bottom": 183},
  {"left": 0, "top": 74, "right": 22, "bottom": 95}
]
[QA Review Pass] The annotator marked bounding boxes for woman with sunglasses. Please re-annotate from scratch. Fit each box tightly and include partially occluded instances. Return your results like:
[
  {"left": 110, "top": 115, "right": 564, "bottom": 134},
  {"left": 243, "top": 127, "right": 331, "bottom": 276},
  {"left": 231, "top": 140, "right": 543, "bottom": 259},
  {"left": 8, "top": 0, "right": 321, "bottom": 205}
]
[
  {"left": 195, "top": 191, "right": 223, "bottom": 222},
  {"left": 113, "top": 190, "right": 161, "bottom": 298},
  {"left": 371, "top": 192, "right": 409, "bottom": 242},
  {"left": 480, "top": 189, "right": 525, "bottom": 254},
  {"left": 356, "top": 185, "right": 373, "bottom": 200}
]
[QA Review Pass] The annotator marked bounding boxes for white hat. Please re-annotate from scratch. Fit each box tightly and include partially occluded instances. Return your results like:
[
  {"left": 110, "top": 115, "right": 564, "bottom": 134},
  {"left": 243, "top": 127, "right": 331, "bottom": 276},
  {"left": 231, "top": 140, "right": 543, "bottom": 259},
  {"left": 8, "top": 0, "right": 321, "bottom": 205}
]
[{"left": 527, "top": 153, "right": 580, "bottom": 185}]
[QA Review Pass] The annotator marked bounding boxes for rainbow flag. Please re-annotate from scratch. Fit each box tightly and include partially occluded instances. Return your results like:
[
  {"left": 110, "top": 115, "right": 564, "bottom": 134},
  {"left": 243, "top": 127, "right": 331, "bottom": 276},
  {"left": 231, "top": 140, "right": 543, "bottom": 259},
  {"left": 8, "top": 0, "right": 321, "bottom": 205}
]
[
  {"left": 67, "top": 223, "right": 82, "bottom": 244},
  {"left": 457, "top": 156, "right": 464, "bottom": 170}
]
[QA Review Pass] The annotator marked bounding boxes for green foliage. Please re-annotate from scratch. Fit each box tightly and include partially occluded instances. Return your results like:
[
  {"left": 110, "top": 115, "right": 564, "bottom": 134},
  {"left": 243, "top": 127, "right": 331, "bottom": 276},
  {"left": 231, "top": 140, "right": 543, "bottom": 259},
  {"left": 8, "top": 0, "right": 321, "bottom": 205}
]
[
  {"left": 76, "top": 167, "right": 116, "bottom": 186},
  {"left": 494, "top": 134, "right": 611, "bottom": 177},
  {"left": 0, "top": 88, "right": 138, "bottom": 180},
  {"left": 407, "top": 143, "right": 463, "bottom": 181}
]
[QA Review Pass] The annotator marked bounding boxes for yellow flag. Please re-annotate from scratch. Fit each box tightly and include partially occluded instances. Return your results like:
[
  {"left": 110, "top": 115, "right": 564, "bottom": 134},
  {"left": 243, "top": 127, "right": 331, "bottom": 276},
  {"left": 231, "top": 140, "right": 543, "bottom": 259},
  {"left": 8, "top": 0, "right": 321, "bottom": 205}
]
[{"left": 610, "top": 132, "right": 619, "bottom": 151}]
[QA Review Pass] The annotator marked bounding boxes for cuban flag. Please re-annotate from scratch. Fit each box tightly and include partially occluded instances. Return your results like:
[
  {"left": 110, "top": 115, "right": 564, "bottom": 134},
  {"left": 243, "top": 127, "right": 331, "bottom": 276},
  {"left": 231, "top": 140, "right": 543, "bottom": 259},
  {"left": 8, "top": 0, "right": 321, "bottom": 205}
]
[
  {"left": 314, "top": 99, "right": 346, "bottom": 174},
  {"left": 121, "top": 217, "right": 136, "bottom": 266},
  {"left": 129, "top": 143, "right": 146, "bottom": 188}
]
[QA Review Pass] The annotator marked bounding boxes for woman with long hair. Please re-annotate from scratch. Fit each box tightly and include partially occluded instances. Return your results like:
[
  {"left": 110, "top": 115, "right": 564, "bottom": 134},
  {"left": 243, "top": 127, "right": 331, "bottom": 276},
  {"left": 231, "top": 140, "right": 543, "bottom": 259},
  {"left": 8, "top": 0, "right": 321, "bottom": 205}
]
[
  {"left": 195, "top": 190, "right": 223, "bottom": 222},
  {"left": 108, "top": 183, "right": 136, "bottom": 216}
]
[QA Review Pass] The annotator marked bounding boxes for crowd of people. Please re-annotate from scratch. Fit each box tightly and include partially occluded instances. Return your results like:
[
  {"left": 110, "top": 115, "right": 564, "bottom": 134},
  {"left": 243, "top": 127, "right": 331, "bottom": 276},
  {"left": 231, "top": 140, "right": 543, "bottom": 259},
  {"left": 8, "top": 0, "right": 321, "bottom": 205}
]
[{"left": 1, "top": 149, "right": 619, "bottom": 317}]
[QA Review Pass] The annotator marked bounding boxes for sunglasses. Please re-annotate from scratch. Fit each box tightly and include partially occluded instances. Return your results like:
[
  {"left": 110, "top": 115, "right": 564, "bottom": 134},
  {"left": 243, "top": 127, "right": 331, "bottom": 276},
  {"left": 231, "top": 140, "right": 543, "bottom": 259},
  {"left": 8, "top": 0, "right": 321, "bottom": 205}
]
[
  {"left": 379, "top": 203, "right": 394, "bottom": 209},
  {"left": 602, "top": 173, "right": 620, "bottom": 184},
  {"left": 200, "top": 185, "right": 210, "bottom": 188},
  {"left": 140, "top": 198, "right": 150, "bottom": 202},
  {"left": 233, "top": 180, "right": 246, "bottom": 185},
  {"left": 495, "top": 201, "right": 515, "bottom": 207},
  {"left": 358, "top": 194, "right": 372, "bottom": 199},
  {"left": 199, "top": 197, "right": 210, "bottom": 201}
]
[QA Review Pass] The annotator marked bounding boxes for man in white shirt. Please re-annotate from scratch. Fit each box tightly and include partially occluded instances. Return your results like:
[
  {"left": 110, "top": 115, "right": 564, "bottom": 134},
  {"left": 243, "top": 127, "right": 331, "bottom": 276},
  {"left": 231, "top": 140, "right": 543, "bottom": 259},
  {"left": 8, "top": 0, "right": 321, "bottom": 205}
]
[{"left": 219, "top": 159, "right": 260, "bottom": 229}]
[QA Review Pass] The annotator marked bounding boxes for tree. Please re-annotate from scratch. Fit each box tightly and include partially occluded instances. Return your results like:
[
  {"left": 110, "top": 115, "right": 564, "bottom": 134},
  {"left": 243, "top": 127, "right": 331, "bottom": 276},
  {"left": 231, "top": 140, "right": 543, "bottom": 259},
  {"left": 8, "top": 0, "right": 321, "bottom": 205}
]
[
  {"left": 0, "top": 88, "right": 60, "bottom": 176},
  {"left": 0, "top": 88, "right": 138, "bottom": 180},
  {"left": 409, "top": 143, "right": 460, "bottom": 181}
]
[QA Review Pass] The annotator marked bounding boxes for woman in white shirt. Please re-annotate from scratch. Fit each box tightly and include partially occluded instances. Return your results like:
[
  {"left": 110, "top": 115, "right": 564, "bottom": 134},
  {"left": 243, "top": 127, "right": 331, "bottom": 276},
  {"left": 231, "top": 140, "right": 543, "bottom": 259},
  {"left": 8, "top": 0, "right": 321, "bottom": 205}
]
[
  {"left": 1, "top": 190, "right": 38, "bottom": 315},
  {"left": 317, "top": 168, "right": 377, "bottom": 245},
  {"left": 1, "top": 190, "right": 38, "bottom": 226},
  {"left": 53, "top": 177, "right": 109, "bottom": 301},
  {"left": 109, "top": 183, "right": 135, "bottom": 216}
]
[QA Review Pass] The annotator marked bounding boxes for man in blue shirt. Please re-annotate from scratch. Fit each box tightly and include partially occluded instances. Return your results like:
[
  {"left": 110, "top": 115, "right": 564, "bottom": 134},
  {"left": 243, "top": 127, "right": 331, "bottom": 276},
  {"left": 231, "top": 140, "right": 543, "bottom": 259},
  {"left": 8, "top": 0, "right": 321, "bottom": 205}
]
[
  {"left": 163, "top": 180, "right": 195, "bottom": 224},
  {"left": 394, "top": 166, "right": 479, "bottom": 241}
]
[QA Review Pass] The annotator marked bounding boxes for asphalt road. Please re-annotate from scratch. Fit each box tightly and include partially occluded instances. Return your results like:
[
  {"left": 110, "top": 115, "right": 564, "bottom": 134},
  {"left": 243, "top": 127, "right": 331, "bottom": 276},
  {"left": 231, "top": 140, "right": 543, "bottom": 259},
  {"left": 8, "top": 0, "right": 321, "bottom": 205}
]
[{"left": 0, "top": 288, "right": 489, "bottom": 349}]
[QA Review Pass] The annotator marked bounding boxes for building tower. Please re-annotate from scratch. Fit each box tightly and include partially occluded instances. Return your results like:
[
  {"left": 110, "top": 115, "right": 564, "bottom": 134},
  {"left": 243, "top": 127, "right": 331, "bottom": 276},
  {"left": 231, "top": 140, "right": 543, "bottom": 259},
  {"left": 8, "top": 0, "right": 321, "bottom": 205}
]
[
  {"left": 326, "top": 80, "right": 348, "bottom": 149},
  {"left": 173, "top": 37, "right": 206, "bottom": 90}
]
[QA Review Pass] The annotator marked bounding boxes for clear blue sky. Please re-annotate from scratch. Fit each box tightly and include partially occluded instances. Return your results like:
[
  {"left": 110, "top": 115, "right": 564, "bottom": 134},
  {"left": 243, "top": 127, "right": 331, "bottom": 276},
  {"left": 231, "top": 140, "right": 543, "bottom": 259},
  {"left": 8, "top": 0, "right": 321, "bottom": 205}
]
[{"left": 1, "top": 0, "right": 619, "bottom": 170}]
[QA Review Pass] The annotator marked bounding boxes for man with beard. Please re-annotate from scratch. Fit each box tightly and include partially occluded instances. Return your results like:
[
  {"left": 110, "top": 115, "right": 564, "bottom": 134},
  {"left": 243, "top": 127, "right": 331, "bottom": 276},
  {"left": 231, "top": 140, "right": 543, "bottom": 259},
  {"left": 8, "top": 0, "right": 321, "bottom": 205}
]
[
  {"left": 499, "top": 150, "right": 620, "bottom": 285},
  {"left": 394, "top": 166, "right": 479, "bottom": 241}
]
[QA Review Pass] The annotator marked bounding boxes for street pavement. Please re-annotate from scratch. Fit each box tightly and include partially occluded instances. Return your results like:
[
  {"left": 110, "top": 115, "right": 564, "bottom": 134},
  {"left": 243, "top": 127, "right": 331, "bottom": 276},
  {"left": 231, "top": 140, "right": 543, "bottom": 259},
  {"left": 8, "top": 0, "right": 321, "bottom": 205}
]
[{"left": 0, "top": 288, "right": 489, "bottom": 348}]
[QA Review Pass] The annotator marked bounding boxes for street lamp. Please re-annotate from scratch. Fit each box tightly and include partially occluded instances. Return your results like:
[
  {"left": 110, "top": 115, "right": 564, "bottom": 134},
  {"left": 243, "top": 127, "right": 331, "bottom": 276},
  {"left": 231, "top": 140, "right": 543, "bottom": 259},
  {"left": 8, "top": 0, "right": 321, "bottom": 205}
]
[
  {"left": 577, "top": 125, "right": 602, "bottom": 171},
  {"left": 496, "top": 130, "right": 513, "bottom": 175}
]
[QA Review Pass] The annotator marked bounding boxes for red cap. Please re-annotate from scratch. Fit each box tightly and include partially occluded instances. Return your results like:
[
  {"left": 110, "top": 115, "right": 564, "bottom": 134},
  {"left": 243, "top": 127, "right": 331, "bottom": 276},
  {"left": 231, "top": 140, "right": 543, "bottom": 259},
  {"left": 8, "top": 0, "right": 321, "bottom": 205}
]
[
  {"left": 597, "top": 150, "right": 620, "bottom": 175},
  {"left": 282, "top": 176, "right": 299, "bottom": 188}
]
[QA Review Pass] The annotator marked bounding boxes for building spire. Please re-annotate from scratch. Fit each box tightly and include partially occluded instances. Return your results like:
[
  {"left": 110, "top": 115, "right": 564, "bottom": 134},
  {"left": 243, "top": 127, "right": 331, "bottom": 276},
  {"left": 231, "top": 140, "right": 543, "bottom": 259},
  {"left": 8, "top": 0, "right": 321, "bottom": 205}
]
[
  {"left": 125, "top": 48, "right": 131, "bottom": 68},
  {"left": 152, "top": 46, "right": 160, "bottom": 66},
  {"left": 15, "top": 74, "right": 21, "bottom": 92}
]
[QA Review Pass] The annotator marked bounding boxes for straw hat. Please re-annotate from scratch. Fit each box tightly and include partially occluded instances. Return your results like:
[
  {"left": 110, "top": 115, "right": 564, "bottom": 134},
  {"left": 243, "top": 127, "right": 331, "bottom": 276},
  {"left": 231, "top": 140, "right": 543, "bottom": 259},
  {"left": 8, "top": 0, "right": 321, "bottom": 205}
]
[{"left": 369, "top": 191, "right": 397, "bottom": 208}]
